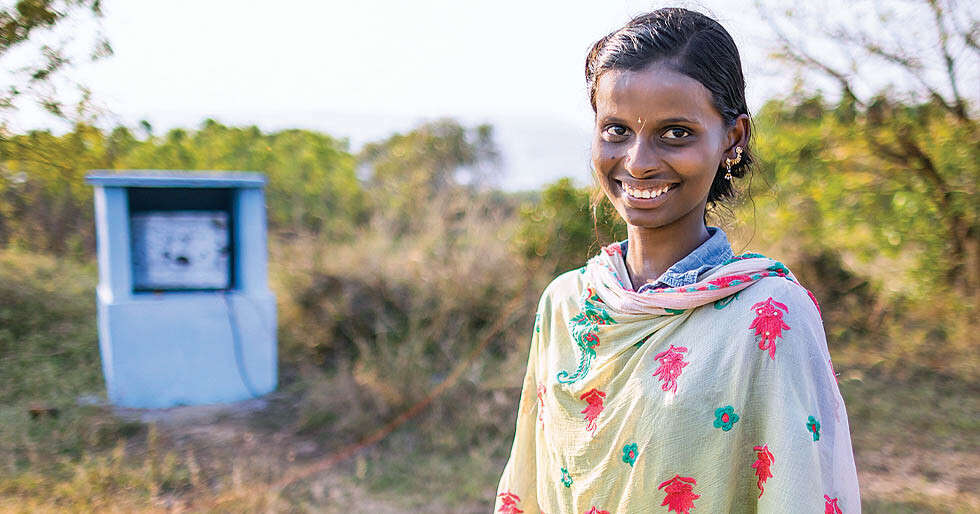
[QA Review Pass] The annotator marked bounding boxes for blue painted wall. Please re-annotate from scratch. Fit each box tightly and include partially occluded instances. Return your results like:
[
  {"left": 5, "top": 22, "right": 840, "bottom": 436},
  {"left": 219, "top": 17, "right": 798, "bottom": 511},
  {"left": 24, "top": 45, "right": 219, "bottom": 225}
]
[{"left": 87, "top": 171, "right": 277, "bottom": 408}]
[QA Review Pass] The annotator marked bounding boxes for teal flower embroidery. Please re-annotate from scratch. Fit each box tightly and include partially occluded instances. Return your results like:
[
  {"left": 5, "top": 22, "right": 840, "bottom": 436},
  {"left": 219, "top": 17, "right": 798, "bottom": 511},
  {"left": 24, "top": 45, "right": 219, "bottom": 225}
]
[
  {"left": 713, "top": 405, "right": 740, "bottom": 431},
  {"left": 767, "top": 261, "right": 791, "bottom": 276},
  {"left": 806, "top": 415, "right": 821, "bottom": 441},
  {"left": 714, "top": 291, "right": 740, "bottom": 309},
  {"left": 557, "top": 287, "right": 616, "bottom": 384},
  {"left": 722, "top": 252, "right": 767, "bottom": 265},
  {"left": 560, "top": 467, "right": 573, "bottom": 487},
  {"left": 622, "top": 442, "right": 638, "bottom": 467}
]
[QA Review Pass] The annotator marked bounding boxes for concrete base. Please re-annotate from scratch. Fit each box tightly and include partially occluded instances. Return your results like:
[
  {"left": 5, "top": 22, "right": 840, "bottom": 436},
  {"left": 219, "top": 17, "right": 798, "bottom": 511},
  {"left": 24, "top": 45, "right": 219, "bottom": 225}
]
[{"left": 97, "top": 290, "right": 277, "bottom": 408}]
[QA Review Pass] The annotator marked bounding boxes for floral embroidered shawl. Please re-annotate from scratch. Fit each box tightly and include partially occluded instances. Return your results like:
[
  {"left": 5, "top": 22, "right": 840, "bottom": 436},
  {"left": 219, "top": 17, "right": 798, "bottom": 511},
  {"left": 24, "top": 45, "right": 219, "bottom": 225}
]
[{"left": 494, "top": 245, "right": 860, "bottom": 513}]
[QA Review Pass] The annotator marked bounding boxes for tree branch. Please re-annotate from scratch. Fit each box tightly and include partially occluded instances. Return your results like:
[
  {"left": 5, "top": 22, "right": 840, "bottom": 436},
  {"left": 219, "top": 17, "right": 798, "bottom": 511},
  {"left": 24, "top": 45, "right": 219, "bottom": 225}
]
[
  {"left": 927, "top": 0, "right": 971, "bottom": 121},
  {"left": 827, "top": 27, "right": 965, "bottom": 116},
  {"left": 756, "top": 4, "right": 866, "bottom": 106},
  {"left": 864, "top": 126, "right": 967, "bottom": 266}
]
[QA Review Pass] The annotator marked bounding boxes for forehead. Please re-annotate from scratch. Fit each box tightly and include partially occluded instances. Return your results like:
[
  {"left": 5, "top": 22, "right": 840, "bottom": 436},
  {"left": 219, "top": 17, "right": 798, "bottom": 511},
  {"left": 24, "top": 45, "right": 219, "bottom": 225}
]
[{"left": 594, "top": 64, "right": 721, "bottom": 124}]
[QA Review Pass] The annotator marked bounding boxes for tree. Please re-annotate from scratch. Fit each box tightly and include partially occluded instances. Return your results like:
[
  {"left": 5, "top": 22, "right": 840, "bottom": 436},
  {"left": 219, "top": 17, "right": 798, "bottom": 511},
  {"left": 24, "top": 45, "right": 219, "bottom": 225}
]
[
  {"left": 0, "top": 1, "right": 111, "bottom": 253},
  {"left": 1, "top": 0, "right": 111, "bottom": 134},
  {"left": 754, "top": 0, "right": 978, "bottom": 299},
  {"left": 0, "top": 121, "right": 367, "bottom": 254},
  {"left": 118, "top": 120, "right": 367, "bottom": 236},
  {"left": 0, "top": 124, "right": 107, "bottom": 254},
  {"left": 357, "top": 118, "right": 500, "bottom": 234},
  {"left": 513, "top": 178, "right": 625, "bottom": 275}
]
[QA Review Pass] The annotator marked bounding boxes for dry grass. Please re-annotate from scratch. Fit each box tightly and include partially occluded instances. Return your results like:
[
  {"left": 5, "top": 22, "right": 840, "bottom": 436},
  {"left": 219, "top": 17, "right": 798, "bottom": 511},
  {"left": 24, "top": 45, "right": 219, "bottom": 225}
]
[{"left": 1, "top": 195, "right": 978, "bottom": 512}]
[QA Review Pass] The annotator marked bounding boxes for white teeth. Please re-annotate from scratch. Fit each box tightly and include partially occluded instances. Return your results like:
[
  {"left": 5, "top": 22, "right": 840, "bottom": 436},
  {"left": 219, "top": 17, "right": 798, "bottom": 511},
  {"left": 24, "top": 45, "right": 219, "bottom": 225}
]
[{"left": 624, "top": 183, "right": 672, "bottom": 199}]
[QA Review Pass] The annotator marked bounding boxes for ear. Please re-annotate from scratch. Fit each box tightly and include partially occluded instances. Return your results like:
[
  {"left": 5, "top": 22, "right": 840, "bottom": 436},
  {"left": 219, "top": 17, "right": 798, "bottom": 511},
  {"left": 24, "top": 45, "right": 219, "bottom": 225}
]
[{"left": 723, "top": 114, "right": 751, "bottom": 157}]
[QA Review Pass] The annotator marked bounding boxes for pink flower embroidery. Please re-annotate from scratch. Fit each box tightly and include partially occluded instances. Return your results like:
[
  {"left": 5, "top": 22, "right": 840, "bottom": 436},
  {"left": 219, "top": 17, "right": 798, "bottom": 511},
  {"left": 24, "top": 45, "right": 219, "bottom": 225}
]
[
  {"left": 653, "top": 345, "right": 689, "bottom": 393},
  {"left": 579, "top": 388, "right": 606, "bottom": 434},
  {"left": 824, "top": 494, "right": 842, "bottom": 514},
  {"left": 749, "top": 297, "right": 790, "bottom": 360},
  {"left": 497, "top": 492, "right": 523, "bottom": 514},
  {"left": 708, "top": 274, "right": 754, "bottom": 288},
  {"left": 658, "top": 475, "right": 700, "bottom": 513},
  {"left": 584, "top": 507, "right": 610, "bottom": 514},
  {"left": 751, "top": 445, "right": 775, "bottom": 498},
  {"left": 536, "top": 384, "right": 546, "bottom": 424},
  {"left": 583, "top": 332, "right": 599, "bottom": 349},
  {"left": 604, "top": 244, "right": 623, "bottom": 256}
]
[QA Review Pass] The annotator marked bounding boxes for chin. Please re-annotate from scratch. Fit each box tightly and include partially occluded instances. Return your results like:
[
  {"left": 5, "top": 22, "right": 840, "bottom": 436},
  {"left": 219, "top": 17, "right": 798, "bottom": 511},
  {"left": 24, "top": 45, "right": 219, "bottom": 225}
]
[
  {"left": 620, "top": 211, "right": 672, "bottom": 229},
  {"left": 617, "top": 202, "right": 704, "bottom": 231}
]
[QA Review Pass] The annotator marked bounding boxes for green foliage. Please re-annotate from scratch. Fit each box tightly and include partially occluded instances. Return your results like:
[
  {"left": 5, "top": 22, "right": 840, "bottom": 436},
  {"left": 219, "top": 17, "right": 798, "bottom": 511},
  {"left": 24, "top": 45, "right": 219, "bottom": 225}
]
[
  {"left": 119, "top": 119, "right": 367, "bottom": 236},
  {"left": 0, "top": 249, "right": 171, "bottom": 511},
  {"left": 1, "top": 0, "right": 110, "bottom": 126},
  {"left": 756, "top": 0, "right": 978, "bottom": 300},
  {"left": 274, "top": 201, "right": 533, "bottom": 409},
  {"left": 748, "top": 94, "right": 978, "bottom": 299},
  {"left": 358, "top": 118, "right": 500, "bottom": 234},
  {"left": 0, "top": 120, "right": 367, "bottom": 254},
  {"left": 736, "top": 95, "right": 978, "bottom": 378},
  {"left": 0, "top": 1, "right": 104, "bottom": 54},
  {"left": 0, "top": 250, "right": 101, "bottom": 404},
  {"left": 514, "top": 177, "right": 626, "bottom": 275},
  {"left": 360, "top": 118, "right": 499, "bottom": 192},
  {"left": 0, "top": 124, "right": 113, "bottom": 255},
  {"left": 0, "top": 107, "right": 976, "bottom": 509}
]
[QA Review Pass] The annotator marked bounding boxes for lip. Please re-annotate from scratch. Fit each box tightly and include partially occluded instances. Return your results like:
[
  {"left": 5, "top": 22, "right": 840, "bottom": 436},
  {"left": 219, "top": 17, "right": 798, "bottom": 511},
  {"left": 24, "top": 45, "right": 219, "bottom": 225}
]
[{"left": 614, "top": 179, "right": 679, "bottom": 208}]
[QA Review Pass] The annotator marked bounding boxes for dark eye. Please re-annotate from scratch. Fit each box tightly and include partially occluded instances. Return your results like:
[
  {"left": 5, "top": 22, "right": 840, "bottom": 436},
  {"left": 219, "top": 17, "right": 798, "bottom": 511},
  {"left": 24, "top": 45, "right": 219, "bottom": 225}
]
[
  {"left": 662, "top": 127, "right": 691, "bottom": 139},
  {"left": 603, "top": 124, "right": 630, "bottom": 138}
]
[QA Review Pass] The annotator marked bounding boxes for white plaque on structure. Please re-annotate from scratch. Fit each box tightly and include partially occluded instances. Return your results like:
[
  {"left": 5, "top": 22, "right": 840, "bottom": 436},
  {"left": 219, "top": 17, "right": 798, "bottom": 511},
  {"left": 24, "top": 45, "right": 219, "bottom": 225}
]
[{"left": 131, "top": 211, "right": 231, "bottom": 290}]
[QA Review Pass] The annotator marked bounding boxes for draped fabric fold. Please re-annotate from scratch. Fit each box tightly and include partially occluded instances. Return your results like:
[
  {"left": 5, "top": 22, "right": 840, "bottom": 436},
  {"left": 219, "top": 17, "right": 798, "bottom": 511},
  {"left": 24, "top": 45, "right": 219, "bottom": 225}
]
[{"left": 495, "top": 244, "right": 860, "bottom": 514}]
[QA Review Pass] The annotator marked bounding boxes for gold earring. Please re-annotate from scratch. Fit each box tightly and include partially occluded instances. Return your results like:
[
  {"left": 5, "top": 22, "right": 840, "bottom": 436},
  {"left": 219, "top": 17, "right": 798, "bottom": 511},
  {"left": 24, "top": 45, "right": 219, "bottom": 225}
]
[{"left": 724, "top": 147, "right": 742, "bottom": 180}]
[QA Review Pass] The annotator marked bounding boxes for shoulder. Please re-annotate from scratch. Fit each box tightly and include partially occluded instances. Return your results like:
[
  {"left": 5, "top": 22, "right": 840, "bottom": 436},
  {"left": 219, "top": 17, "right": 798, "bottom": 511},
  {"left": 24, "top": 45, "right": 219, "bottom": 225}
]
[
  {"left": 747, "top": 275, "right": 820, "bottom": 317},
  {"left": 739, "top": 274, "right": 830, "bottom": 364},
  {"left": 729, "top": 252, "right": 822, "bottom": 322},
  {"left": 539, "top": 267, "right": 587, "bottom": 305},
  {"left": 529, "top": 268, "right": 587, "bottom": 349},
  {"left": 531, "top": 267, "right": 589, "bottom": 331}
]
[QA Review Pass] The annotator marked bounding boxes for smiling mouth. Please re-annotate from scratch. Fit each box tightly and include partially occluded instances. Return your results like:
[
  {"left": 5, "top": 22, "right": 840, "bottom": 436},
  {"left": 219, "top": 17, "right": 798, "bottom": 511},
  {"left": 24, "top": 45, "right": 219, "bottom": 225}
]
[{"left": 615, "top": 180, "right": 677, "bottom": 201}]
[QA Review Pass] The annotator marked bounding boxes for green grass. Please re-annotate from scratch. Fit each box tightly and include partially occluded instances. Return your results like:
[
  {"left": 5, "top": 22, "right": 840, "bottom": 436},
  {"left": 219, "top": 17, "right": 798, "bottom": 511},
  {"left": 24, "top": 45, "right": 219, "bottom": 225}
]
[
  {"left": 1, "top": 247, "right": 977, "bottom": 512},
  {"left": 841, "top": 369, "right": 979, "bottom": 452}
]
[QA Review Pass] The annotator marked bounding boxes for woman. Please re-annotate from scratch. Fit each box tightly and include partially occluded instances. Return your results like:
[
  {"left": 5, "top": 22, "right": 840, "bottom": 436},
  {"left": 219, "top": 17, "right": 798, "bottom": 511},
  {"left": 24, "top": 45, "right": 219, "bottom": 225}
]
[{"left": 494, "top": 8, "right": 860, "bottom": 514}]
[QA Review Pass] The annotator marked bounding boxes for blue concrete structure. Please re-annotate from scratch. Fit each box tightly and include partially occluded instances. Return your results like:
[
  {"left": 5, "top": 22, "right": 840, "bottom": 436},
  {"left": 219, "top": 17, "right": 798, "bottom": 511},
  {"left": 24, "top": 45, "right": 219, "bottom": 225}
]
[{"left": 86, "top": 170, "right": 277, "bottom": 408}]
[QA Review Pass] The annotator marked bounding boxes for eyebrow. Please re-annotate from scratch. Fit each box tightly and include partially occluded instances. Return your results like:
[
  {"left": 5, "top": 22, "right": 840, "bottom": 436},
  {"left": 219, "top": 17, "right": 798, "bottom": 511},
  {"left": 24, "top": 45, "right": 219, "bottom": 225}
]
[
  {"left": 599, "top": 115, "right": 701, "bottom": 125},
  {"left": 659, "top": 116, "right": 700, "bottom": 125}
]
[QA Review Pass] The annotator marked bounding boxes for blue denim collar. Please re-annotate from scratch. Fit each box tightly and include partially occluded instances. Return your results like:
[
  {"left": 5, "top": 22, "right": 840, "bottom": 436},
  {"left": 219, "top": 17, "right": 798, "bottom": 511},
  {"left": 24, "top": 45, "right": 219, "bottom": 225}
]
[{"left": 618, "top": 225, "right": 735, "bottom": 292}]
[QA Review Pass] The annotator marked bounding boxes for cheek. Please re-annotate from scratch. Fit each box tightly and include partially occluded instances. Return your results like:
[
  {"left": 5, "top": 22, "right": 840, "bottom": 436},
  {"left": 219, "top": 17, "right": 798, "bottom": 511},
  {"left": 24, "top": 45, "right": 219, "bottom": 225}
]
[
  {"left": 590, "top": 147, "right": 620, "bottom": 201},
  {"left": 669, "top": 145, "right": 721, "bottom": 182},
  {"left": 591, "top": 142, "right": 621, "bottom": 175}
]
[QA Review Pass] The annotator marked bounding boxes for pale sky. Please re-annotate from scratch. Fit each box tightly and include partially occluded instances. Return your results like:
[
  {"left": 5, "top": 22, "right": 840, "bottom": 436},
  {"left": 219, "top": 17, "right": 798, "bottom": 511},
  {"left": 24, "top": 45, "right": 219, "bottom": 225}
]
[
  {"left": 79, "top": 1, "right": 785, "bottom": 119},
  {"left": 11, "top": 0, "right": 953, "bottom": 190}
]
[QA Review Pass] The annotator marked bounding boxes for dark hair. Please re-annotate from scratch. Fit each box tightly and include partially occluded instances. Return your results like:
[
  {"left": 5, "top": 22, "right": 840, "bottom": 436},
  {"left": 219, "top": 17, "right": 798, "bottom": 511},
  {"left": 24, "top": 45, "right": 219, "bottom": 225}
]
[{"left": 585, "top": 8, "right": 753, "bottom": 214}]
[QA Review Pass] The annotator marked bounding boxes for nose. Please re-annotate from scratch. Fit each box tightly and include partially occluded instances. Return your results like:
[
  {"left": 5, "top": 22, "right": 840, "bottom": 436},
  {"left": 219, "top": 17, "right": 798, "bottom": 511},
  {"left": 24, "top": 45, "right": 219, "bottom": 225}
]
[{"left": 623, "top": 137, "right": 660, "bottom": 178}]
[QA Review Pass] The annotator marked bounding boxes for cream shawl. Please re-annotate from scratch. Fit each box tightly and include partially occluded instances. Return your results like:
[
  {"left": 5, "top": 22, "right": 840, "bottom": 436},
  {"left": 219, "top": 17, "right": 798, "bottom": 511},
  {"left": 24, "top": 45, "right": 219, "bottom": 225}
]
[{"left": 494, "top": 245, "right": 860, "bottom": 513}]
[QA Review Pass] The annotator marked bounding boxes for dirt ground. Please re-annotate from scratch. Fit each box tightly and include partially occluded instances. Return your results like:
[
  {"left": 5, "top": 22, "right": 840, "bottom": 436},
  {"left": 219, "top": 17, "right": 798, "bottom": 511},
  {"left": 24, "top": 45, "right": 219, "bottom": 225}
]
[
  {"left": 107, "top": 391, "right": 979, "bottom": 514},
  {"left": 110, "top": 394, "right": 488, "bottom": 513}
]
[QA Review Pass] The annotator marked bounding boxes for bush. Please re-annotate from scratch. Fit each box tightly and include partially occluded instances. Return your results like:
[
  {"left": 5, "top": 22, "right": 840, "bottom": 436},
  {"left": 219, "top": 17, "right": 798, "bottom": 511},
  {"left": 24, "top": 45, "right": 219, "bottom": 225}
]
[
  {"left": 273, "top": 190, "right": 543, "bottom": 430},
  {"left": 514, "top": 178, "right": 625, "bottom": 275}
]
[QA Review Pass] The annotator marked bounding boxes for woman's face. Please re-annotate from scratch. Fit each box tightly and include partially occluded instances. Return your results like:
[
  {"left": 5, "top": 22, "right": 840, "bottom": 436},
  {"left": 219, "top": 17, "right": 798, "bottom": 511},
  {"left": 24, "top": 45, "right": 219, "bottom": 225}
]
[{"left": 591, "top": 63, "right": 742, "bottom": 230}]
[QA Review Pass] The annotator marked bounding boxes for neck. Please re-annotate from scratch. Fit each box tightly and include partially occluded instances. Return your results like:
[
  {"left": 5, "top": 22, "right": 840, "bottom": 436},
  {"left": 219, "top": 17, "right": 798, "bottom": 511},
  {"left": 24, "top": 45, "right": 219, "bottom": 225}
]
[{"left": 624, "top": 211, "right": 710, "bottom": 291}]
